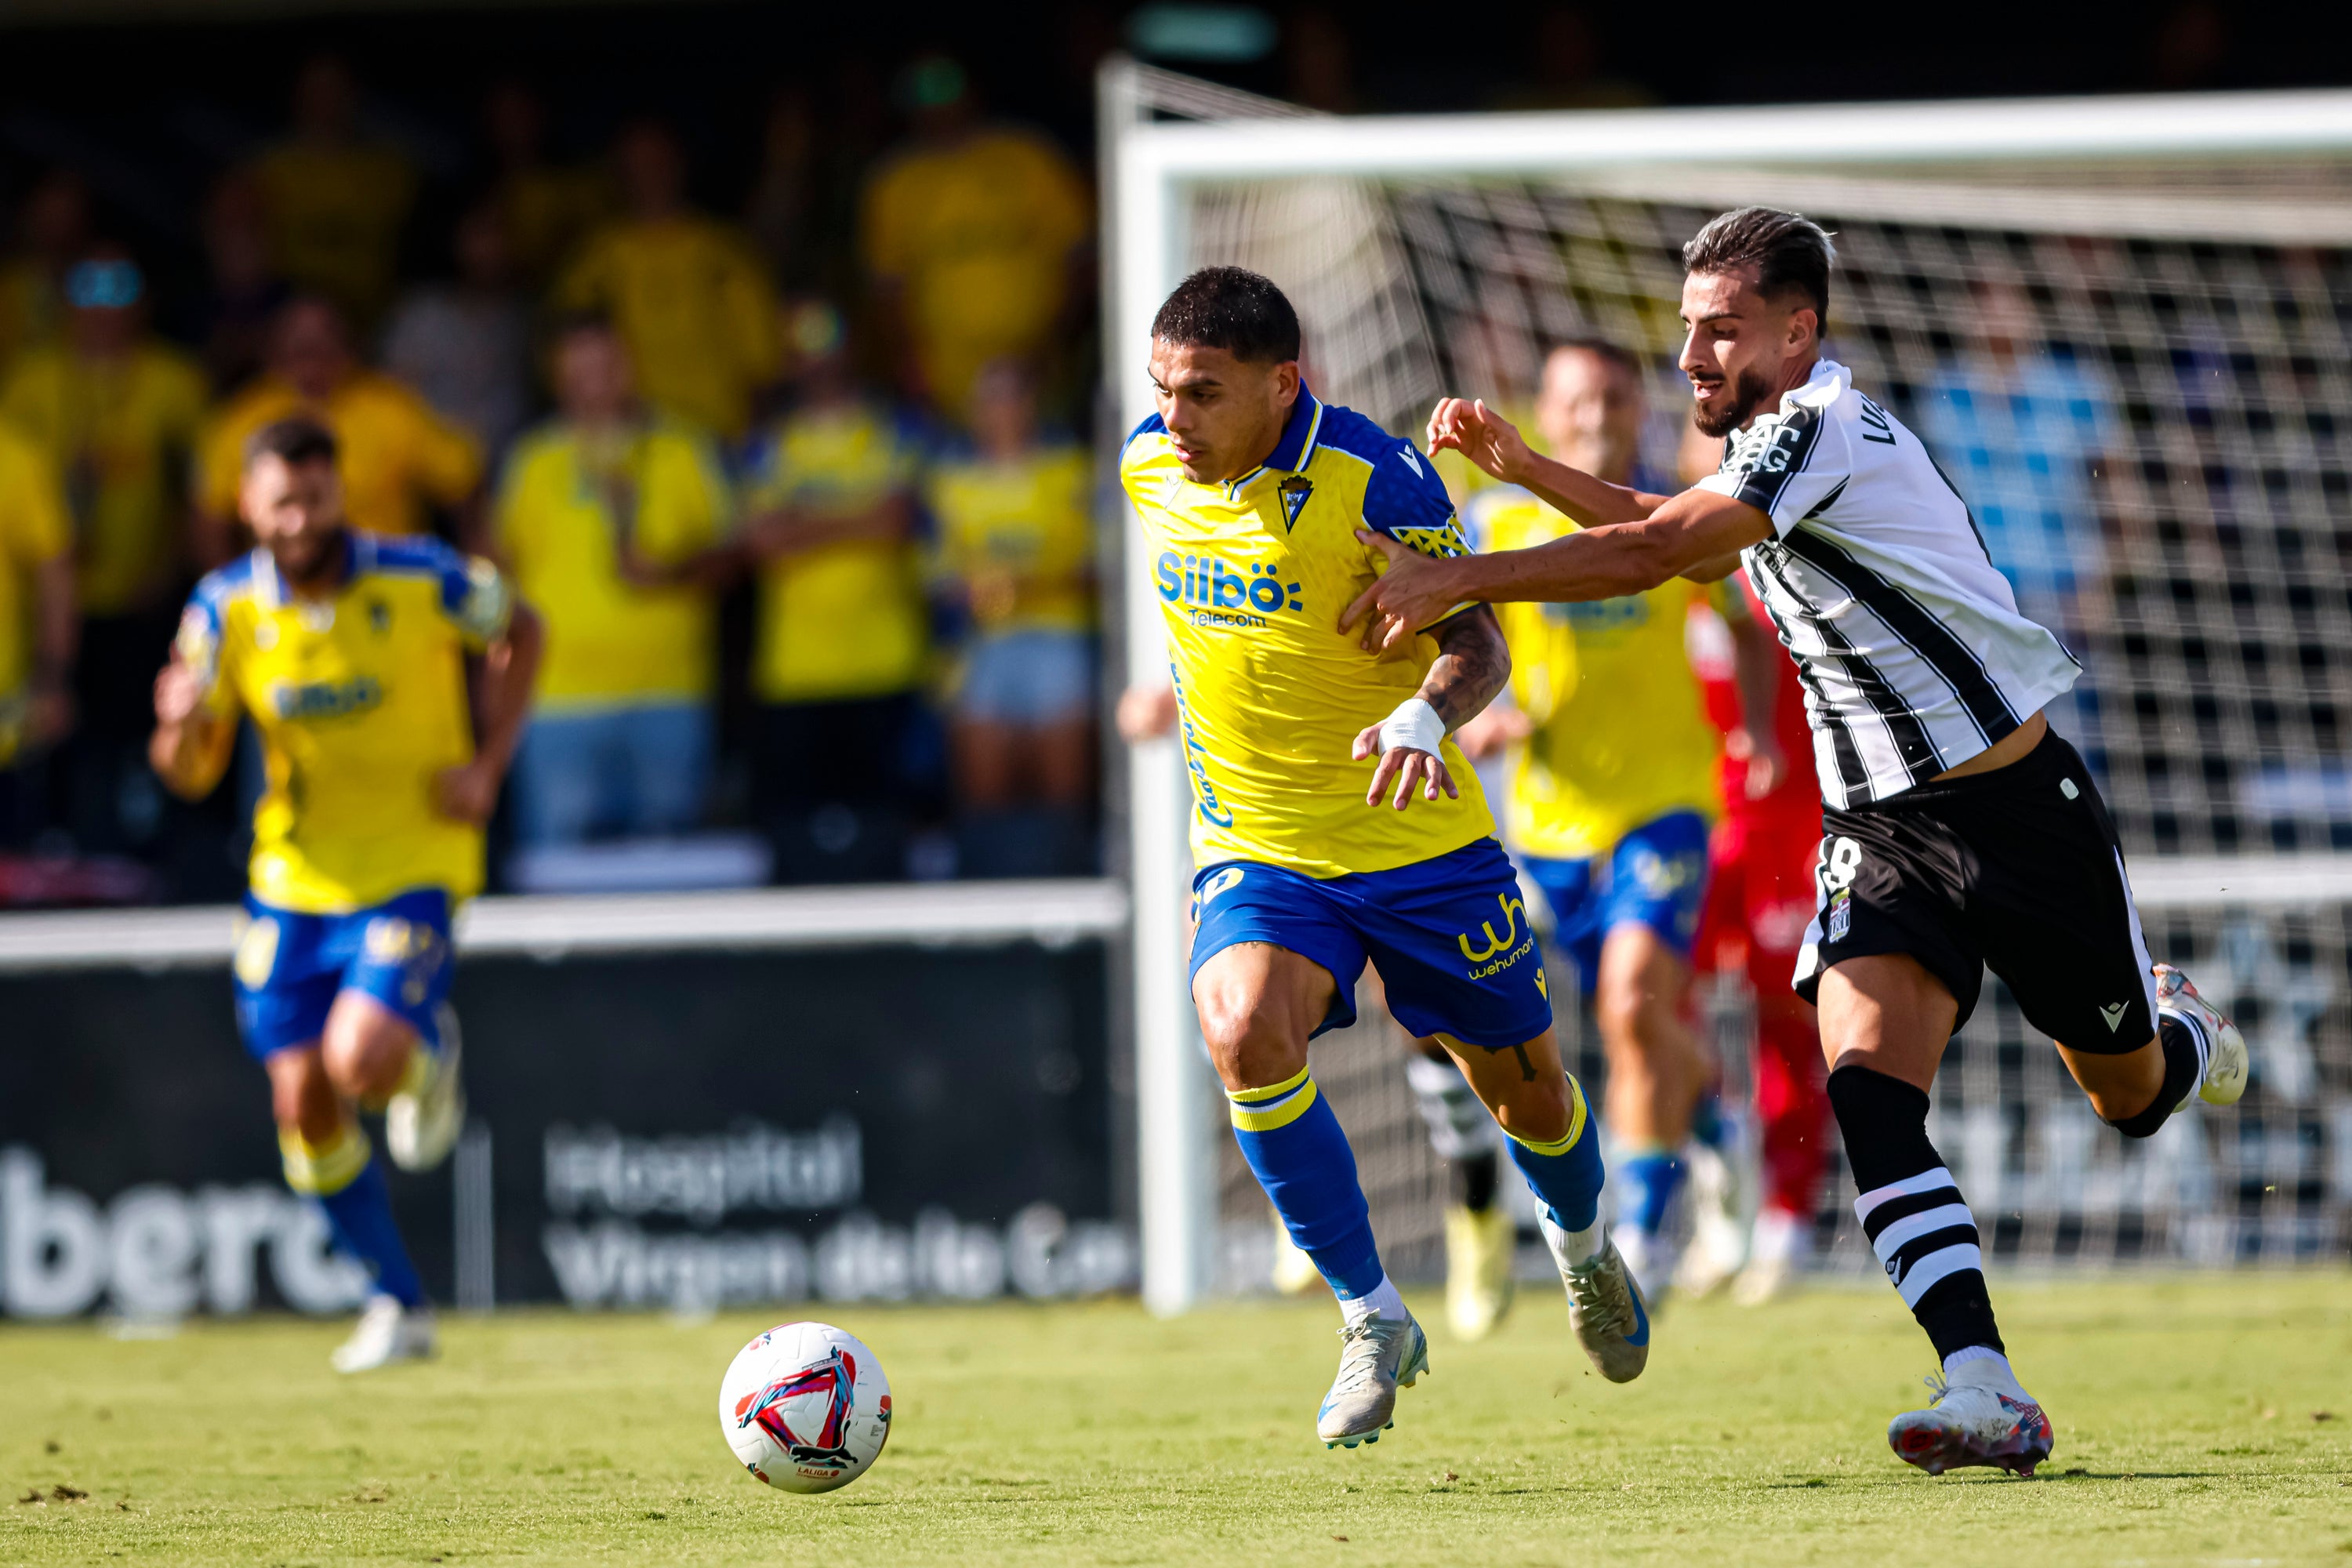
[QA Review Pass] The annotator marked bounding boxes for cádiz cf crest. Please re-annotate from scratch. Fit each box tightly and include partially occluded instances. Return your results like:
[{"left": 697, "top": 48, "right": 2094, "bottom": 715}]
[{"left": 1276, "top": 474, "right": 1312, "bottom": 531}]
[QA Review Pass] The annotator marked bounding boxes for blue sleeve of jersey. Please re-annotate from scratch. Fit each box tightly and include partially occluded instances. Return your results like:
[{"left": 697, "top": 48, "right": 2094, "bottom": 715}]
[
  {"left": 1120, "top": 412, "right": 1167, "bottom": 458},
  {"left": 175, "top": 577, "right": 228, "bottom": 681},
  {"left": 378, "top": 535, "right": 514, "bottom": 646},
  {"left": 1361, "top": 440, "right": 1471, "bottom": 558}
]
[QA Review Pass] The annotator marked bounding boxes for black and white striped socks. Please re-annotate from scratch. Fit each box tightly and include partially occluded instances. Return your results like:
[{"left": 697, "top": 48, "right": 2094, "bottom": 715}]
[{"left": 1827, "top": 1065, "right": 2005, "bottom": 1363}]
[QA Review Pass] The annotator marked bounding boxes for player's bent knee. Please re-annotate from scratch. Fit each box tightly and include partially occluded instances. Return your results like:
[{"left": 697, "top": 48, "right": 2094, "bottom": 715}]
[{"left": 320, "top": 996, "right": 419, "bottom": 1103}]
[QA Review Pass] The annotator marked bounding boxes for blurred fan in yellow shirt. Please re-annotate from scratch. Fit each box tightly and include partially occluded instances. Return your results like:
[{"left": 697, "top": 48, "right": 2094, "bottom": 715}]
[
  {"left": 248, "top": 56, "right": 418, "bottom": 330},
  {"left": 490, "top": 317, "right": 731, "bottom": 845},
  {"left": 0, "top": 172, "right": 90, "bottom": 386},
  {"left": 862, "top": 56, "right": 1091, "bottom": 415},
  {"left": 2, "top": 246, "right": 209, "bottom": 853},
  {"left": 925, "top": 359, "right": 1096, "bottom": 875},
  {"left": 196, "top": 298, "right": 482, "bottom": 563},
  {"left": 739, "top": 303, "right": 929, "bottom": 882},
  {"left": 553, "top": 122, "right": 779, "bottom": 441},
  {"left": 0, "top": 421, "right": 75, "bottom": 833}
]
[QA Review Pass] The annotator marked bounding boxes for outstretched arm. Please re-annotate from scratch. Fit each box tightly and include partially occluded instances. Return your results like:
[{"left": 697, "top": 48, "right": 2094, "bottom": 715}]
[
  {"left": 1426, "top": 397, "right": 1675, "bottom": 527},
  {"left": 1348, "top": 604, "right": 1510, "bottom": 811},
  {"left": 1341, "top": 488, "right": 1775, "bottom": 654}
]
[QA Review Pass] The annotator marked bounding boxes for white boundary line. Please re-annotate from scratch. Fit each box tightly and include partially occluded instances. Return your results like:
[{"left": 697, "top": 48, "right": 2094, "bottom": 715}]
[{"left": 0, "top": 879, "right": 1131, "bottom": 972}]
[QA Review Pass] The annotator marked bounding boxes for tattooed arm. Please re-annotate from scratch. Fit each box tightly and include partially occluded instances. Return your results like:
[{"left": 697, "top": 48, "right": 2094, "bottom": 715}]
[{"left": 1349, "top": 604, "right": 1512, "bottom": 811}]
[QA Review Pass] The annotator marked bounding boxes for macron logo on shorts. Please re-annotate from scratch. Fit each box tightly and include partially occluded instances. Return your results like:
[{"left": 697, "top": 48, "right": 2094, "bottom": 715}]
[{"left": 2102, "top": 1002, "right": 2127, "bottom": 1032}]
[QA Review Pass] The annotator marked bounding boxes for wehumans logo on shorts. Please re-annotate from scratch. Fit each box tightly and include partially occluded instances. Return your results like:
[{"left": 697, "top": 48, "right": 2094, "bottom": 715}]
[{"left": 1458, "top": 893, "right": 1534, "bottom": 978}]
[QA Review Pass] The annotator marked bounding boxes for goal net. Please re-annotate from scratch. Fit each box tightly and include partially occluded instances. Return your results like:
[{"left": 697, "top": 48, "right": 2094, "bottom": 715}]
[{"left": 1106, "top": 67, "right": 2352, "bottom": 1303}]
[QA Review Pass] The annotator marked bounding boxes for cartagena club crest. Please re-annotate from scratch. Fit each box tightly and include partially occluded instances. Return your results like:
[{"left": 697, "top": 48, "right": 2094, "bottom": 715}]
[{"left": 735, "top": 1346, "right": 870, "bottom": 1470}]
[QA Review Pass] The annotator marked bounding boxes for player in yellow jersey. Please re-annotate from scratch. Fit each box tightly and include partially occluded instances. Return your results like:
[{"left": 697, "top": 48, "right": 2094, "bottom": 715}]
[
  {"left": 1431, "top": 342, "right": 1783, "bottom": 1323},
  {"left": 151, "top": 416, "right": 543, "bottom": 1372},
  {"left": 1120, "top": 268, "right": 1645, "bottom": 1450}
]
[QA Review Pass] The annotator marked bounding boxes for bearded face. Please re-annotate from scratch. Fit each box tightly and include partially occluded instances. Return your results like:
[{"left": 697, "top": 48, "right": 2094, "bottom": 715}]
[{"left": 1691, "top": 364, "right": 1779, "bottom": 438}]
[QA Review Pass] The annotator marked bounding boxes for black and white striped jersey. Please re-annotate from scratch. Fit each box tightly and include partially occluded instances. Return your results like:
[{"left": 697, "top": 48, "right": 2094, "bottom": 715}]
[{"left": 1694, "top": 358, "right": 2082, "bottom": 810}]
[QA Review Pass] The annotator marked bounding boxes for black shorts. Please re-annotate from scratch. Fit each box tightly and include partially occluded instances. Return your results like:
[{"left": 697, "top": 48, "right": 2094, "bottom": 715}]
[{"left": 1791, "top": 730, "right": 2158, "bottom": 1052}]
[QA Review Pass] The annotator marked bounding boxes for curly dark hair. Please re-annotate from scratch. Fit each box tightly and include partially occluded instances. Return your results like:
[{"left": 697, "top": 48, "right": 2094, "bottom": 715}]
[{"left": 1150, "top": 265, "right": 1301, "bottom": 364}]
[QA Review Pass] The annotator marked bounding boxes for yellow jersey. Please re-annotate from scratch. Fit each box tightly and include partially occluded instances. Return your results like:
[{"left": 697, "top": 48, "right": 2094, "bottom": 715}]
[
  {"left": 251, "top": 141, "right": 418, "bottom": 325},
  {"left": 1120, "top": 390, "right": 1494, "bottom": 879},
  {"left": 861, "top": 129, "right": 1091, "bottom": 411},
  {"left": 178, "top": 532, "right": 514, "bottom": 913},
  {"left": 0, "top": 423, "right": 70, "bottom": 762},
  {"left": 924, "top": 443, "right": 1094, "bottom": 635},
  {"left": 492, "top": 417, "right": 730, "bottom": 710},
  {"left": 2, "top": 342, "right": 209, "bottom": 615},
  {"left": 198, "top": 372, "right": 483, "bottom": 541},
  {"left": 742, "top": 401, "right": 927, "bottom": 703},
  {"left": 1466, "top": 485, "right": 1722, "bottom": 860},
  {"left": 552, "top": 216, "right": 780, "bottom": 440}
]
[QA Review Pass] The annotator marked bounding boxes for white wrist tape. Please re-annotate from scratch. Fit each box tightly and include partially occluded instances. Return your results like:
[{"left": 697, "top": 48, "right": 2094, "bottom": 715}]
[{"left": 1375, "top": 697, "right": 1446, "bottom": 757}]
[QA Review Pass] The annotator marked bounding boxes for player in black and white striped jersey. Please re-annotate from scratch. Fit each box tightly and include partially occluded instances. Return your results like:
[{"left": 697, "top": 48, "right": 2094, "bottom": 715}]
[{"left": 1344, "top": 205, "right": 2249, "bottom": 1479}]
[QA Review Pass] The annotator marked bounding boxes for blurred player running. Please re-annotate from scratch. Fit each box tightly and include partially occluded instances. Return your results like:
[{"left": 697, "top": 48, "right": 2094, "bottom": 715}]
[
  {"left": 151, "top": 416, "right": 541, "bottom": 1371},
  {"left": 1120, "top": 267, "right": 1643, "bottom": 1451},
  {"left": 1682, "top": 416, "right": 1831, "bottom": 1304},
  {"left": 1423, "top": 341, "right": 1780, "bottom": 1332},
  {"left": 1348, "top": 208, "right": 2245, "bottom": 1478}
]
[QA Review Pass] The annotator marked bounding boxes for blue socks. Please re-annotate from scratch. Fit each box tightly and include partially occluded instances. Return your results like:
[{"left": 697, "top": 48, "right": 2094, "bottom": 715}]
[
  {"left": 1615, "top": 1148, "right": 1688, "bottom": 1238},
  {"left": 281, "top": 1122, "right": 426, "bottom": 1308},
  {"left": 1502, "top": 1074, "right": 1606, "bottom": 1232},
  {"left": 1229, "top": 1067, "right": 1385, "bottom": 1299}
]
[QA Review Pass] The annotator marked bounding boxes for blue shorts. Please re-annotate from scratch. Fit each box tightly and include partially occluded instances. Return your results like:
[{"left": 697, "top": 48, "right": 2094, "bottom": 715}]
[
  {"left": 1189, "top": 837, "right": 1553, "bottom": 1050},
  {"left": 956, "top": 630, "right": 1094, "bottom": 725},
  {"left": 1524, "top": 811, "right": 1711, "bottom": 996},
  {"left": 231, "top": 888, "right": 455, "bottom": 1061}
]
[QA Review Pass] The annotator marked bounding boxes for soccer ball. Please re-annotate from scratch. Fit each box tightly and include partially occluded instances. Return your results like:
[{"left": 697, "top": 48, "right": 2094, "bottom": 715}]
[{"left": 718, "top": 1321, "right": 892, "bottom": 1494}]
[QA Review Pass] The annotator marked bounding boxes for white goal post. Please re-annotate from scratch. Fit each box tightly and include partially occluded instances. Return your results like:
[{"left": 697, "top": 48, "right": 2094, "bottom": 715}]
[{"left": 1102, "top": 60, "right": 2352, "bottom": 1314}]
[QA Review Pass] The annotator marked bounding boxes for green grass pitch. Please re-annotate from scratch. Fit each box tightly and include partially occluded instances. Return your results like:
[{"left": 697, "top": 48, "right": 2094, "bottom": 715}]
[{"left": 5, "top": 1272, "right": 2348, "bottom": 1566}]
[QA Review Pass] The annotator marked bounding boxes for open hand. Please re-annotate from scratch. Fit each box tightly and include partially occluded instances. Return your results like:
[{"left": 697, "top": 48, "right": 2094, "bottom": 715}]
[
  {"left": 153, "top": 662, "right": 209, "bottom": 727},
  {"left": 1351, "top": 721, "right": 1457, "bottom": 811},
  {"left": 1116, "top": 683, "right": 1178, "bottom": 743},
  {"left": 1339, "top": 530, "right": 1456, "bottom": 654},
  {"left": 1425, "top": 397, "right": 1531, "bottom": 484},
  {"left": 434, "top": 759, "right": 504, "bottom": 826}
]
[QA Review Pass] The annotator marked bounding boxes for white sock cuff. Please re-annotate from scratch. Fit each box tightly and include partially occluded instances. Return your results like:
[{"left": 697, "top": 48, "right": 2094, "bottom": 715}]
[
  {"left": 1941, "top": 1345, "right": 2013, "bottom": 1382},
  {"left": 1338, "top": 1273, "right": 1409, "bottom": 1326},
  {"left": 1537, "top": 1210, "right": 1604, "bottom": 1270}
]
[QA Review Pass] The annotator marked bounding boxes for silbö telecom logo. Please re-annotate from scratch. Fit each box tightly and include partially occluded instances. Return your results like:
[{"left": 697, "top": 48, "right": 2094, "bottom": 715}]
[{"left": 1157, "top": 551, "right": 1302, "bottom": 628}]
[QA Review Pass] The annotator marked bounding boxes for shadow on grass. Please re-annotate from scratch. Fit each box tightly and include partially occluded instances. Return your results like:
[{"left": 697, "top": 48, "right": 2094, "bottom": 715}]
[{"left": 1765, "top": 1468, "right": 2227, "bottom": 1490}]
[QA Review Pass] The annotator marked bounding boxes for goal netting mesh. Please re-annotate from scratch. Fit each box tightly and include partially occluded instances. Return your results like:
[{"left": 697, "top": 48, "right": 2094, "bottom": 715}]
[{"left": 1160, "top": 102, "right": 2352, "bottom": 1283}]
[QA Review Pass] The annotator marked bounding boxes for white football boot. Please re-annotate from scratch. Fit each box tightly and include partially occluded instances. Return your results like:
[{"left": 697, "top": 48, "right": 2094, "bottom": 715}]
[
  {"left": 1675, "top": 1128, "right": 1753, "bottom": 1301},
  {"left": 1731, "top": 1205, "right": 1813, "bottom": 1307},
  {"left": 1887, "top": 1359, "right": 2053, "bottom": 1478},
  {"left": 387, "top": 1005, "right": 465, "bottom": 1172},
  {"left": 2151, "top": 964, "right": 2248, "bottom": 1107},
  {"left": 1316, "top": 1311, "right": 1428, "bottom": 1449},
  {"left": 1611, "top": 1225, "right": 1678, "bottom": 1315},
  {"left": 1544, "top": 1220, "right": 1650, "bottom": 1383},
  {"left": 330, "top": 1295, "right": 437, "bottom": 1374},
  {"left": 1443, "top": 1203, "right": 1515, "bottom": 1341}
]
